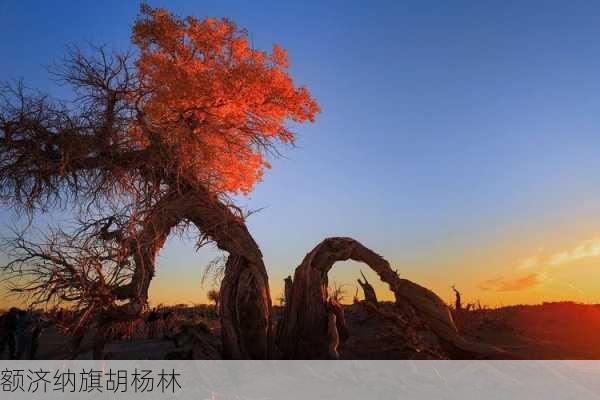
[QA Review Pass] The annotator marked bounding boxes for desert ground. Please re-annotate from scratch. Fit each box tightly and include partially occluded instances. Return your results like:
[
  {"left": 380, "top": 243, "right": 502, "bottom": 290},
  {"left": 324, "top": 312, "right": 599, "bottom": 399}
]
[{"left": 2, "top": 301, "right": 600, "bottom": 360}]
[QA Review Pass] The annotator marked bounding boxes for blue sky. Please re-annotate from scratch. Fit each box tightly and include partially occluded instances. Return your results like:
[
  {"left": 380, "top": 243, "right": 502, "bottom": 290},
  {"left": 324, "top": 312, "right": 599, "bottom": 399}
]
[{"left": 2, "top": 1, "right": 600, "bottom": 306}]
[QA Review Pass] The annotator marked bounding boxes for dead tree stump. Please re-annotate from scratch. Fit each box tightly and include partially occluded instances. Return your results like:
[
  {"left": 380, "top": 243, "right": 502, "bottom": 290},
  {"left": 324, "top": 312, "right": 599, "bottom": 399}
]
[
  {"left": 357, "top": 270, "right": 378, "bottom": 304},
  {"left": 451, "top": 285, "right": 462, "bottom": 311}
]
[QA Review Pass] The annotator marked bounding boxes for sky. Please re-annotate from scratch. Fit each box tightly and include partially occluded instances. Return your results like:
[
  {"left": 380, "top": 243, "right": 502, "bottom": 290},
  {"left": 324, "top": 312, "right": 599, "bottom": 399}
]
[{"left": 1, "top": 1, "right": 600, "bottom": 308}]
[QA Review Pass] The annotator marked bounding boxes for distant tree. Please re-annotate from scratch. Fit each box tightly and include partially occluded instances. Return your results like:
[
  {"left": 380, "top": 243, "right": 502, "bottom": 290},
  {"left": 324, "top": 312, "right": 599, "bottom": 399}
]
[
  {"left": 207, "top": 289, "right": 219, "bottom": 308},
  {"left": 327, "top": 281, "right": 348, "bottom": 304}
]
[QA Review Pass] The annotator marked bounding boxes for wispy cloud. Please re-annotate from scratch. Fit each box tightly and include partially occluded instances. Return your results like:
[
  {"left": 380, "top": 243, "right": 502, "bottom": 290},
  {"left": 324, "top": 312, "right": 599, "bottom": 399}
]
[
  {"left": 515, "top": 256, "right": 540, "bottom": 270},
  {"left": 547, "top": 238, "right": 600, "bottom": 267},
  {"left": 565, "top": 281, "right": 585, "bottom": 296},
  {"left": 479, "top": 273, "right": 542, "bottom": 292},
  {"left": 514, "top": 238, "right": 600, "bottom": 270},
  {"left": 480, "top": 237, "right": 600, "bottom": 293}
]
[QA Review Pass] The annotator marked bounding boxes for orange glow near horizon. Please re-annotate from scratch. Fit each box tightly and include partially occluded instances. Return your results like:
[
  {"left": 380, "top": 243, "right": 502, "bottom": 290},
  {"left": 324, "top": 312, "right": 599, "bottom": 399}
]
[
  {"left": 4, "top": 223, "right": 600, "bottom": 310},
  {"left": 141, "top": 228, "right": 600, "bottom": 309},
  {"left": 4, "top": 216, "right": 600, "bottom": 311}
]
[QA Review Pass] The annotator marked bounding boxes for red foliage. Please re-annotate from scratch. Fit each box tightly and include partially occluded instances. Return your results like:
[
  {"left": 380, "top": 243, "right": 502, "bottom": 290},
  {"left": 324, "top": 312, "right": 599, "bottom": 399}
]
[{"left": 131, "top": 5, "right": 320, "bottom": 195}]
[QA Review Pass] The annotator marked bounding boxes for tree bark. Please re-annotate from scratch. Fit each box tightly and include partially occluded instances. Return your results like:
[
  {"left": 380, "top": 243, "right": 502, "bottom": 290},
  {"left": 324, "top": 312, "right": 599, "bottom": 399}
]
[
  {"left": 284, "top": 276, "right": 293, "bottom": 305},
  {"left": 174, "top": 186, "right": 272, "bottom": 359},
  {"left": 127, "top": 193, "right": 183, "bottom": 308}
]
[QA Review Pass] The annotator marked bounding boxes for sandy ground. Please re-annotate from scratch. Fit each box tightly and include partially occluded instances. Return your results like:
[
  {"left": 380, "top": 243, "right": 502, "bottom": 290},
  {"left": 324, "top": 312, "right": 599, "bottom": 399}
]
[
  {"left": 2, "top": 301, "right": 600, "bottom": 360},
  {"left": 460, "top": 302, "right": 600, "bottom": 359}
]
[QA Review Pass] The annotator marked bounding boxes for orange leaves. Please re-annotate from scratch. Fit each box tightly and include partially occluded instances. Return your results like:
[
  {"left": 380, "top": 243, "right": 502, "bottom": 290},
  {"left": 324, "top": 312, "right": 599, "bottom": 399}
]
[
  {"left": 271, "top": 45, "right": 289, "bottom": 68},
  {"left": 131, "top": 6, "right": 319, "bottom": 195}
]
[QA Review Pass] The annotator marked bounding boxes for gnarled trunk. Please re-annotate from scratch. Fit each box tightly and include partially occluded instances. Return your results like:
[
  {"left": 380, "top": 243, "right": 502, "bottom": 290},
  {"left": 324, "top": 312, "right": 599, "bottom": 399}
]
[
  {"left": 277, "top": 237, "right": 405, "bottom": 359},
  {"left": 113, "top": 185, "right": 272, "bottom": 359},
  {"left": 128, "top": 193, "right": 183, "bottom": 308},
  {"left": 277, "top": 237, "right": 507, "bottom": 359},
  {"left": 219, "top": 254, "right": 271, "bottom": 359},
  {"left": 182, "top": 186, "right": 272, "bottom": 359}
]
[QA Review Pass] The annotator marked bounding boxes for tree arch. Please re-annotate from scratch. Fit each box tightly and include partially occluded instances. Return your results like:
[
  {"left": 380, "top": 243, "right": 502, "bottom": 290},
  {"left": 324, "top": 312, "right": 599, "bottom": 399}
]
[
  {"left": 113, "top": 185, "right": 273, "bottom": 360},
  {"left": 277, "top": 237, "right": 403, "bottom": 358},
  {"left": 277, "top": 237, "right": 507, "bottom": 359}
]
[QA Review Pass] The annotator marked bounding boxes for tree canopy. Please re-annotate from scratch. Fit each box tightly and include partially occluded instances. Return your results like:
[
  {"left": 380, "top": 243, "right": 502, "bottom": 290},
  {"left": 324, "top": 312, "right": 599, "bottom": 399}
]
[{"left": 132, "top": 5, "right": 320, "bottom": 195}]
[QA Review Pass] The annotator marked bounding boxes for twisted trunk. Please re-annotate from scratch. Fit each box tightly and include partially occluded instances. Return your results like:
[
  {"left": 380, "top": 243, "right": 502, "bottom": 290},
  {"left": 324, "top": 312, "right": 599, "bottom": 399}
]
[
  {"left": 277, "top": 237, "right": 404, "bottom": 359},
  {"left": 277, "top": 237, "right": 507, "bottom": 359},
  {"left": 180, "top": 186, "right": 272, "bottom": 359},
  {"left": 118, "top": 186, "right": 272, "bottom": 359}
]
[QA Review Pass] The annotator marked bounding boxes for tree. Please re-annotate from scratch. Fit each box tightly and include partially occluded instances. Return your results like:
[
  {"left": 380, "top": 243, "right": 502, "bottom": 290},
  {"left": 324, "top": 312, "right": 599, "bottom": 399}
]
[
  {"left": 327, "top": 281, "right": 348, "bottom": 304},
  {"left": 207, "top": 289, "right": 219, "bottom": 308},
  {"left": 0, "top": 5, "right": 319, "bottom": 359}
]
